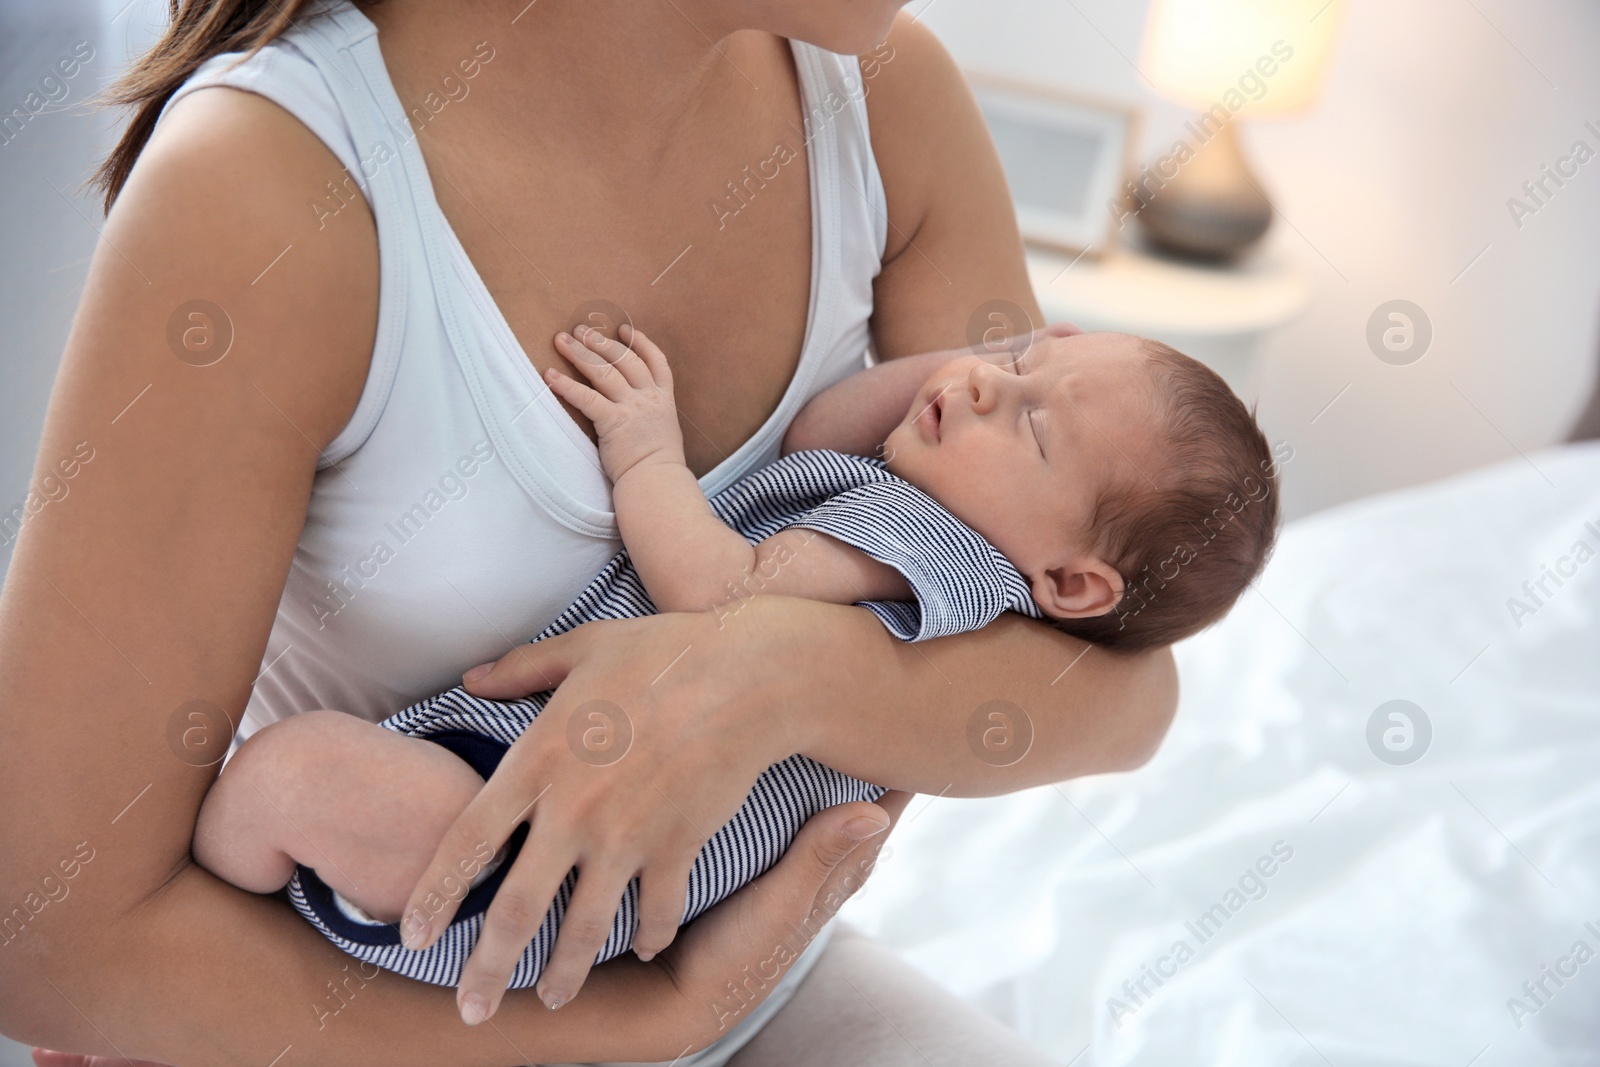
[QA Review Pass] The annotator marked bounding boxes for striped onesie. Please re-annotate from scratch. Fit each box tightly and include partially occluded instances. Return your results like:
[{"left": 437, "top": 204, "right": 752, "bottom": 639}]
[{"left": 286, "top": 448, "right": 1043, "bottom": 988}]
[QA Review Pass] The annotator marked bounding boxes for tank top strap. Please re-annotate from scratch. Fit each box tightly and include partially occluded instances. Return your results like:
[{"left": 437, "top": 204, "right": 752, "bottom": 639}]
[
  {"left": 156, "top": 0, "right": 417, "bottom": 476},
  {"left": 788, "top": 39, "right": 889, "bottom": 267}
]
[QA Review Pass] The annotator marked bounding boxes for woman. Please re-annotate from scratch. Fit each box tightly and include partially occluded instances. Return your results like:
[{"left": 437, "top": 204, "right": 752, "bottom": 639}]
[{"left": 0, "top": 0, "right": 1177, "bottom": 1063}]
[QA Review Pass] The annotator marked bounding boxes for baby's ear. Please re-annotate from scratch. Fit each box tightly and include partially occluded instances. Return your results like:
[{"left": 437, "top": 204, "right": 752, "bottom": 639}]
[{"left": 1032, "top": 558, "right": 1123, "bottom": 619}]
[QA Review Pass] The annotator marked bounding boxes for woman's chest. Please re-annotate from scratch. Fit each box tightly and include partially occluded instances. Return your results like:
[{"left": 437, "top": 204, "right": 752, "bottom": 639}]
[{"left": 406, "top": 57, "right": 818, "bottom": 477}]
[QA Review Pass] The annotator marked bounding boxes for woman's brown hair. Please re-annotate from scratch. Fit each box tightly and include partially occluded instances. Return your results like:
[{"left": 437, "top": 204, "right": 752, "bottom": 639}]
[{"left": 85, "top": 0, "right": 331, "bottom": 214}]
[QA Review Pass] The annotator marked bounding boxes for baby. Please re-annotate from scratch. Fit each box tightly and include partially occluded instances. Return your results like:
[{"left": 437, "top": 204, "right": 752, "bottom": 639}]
[
  {"left": 533, "top": 322, "right": 1283, "bottom": 650},
  {"left": 192, "top": 323, "right": 1282, "bottom": 1002}
]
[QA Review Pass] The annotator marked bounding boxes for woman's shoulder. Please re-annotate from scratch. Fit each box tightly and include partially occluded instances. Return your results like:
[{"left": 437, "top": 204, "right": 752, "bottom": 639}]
[
  {"left": 122, "top": 81, "right": 378, "bottom": 453},
  {"left": 861, "top": 17, "right": 997, "bottom": 251},
  {"left": 849, "top": 16, "right": 1037, "bottom": 356},
  {"left": 161, "top": 22, "right": 365, "bottom": 182}
]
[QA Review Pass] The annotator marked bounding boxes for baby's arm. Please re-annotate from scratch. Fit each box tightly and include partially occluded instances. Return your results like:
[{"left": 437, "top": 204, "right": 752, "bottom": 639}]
[
  {"left": 192, "top": 710, "right": 490, "bottom": 923},
  {"left": 544, "top": 325, "right": 912, "bottom": 613}
]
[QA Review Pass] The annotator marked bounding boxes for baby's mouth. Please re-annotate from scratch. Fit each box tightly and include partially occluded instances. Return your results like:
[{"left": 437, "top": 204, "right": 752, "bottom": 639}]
[{"left": 920, "top": 392, "right": 943, "bottom": 442}]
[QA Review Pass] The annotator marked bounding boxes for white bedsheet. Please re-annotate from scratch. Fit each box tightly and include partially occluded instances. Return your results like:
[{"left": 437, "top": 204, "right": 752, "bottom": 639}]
[{"left": 838, "top": 441, "right": 1600, "bottom": 1066}]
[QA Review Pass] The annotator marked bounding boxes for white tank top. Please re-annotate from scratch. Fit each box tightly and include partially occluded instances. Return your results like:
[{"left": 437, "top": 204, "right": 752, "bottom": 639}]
[{"left": 157, "top": 0, "right": 888, "bottom": 744}]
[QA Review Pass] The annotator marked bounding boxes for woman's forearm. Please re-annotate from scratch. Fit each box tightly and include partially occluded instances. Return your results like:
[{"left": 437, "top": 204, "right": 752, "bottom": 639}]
[
  {"left": 5, "top": 861, "right": 675, "bottom": 1067},
  {"left": 746, "top": 595, "right": 1177, "bottom": 795},
  {"left": 780, "top": 330, "right": 1070, "bottom": 459},
  {"left": 780, "top": 350, "right": 954, "bottom": 457}
]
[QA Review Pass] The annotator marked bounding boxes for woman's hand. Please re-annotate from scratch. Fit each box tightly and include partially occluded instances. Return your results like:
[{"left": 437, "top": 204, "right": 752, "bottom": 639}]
[
  {"left": 649, "top": 790, "right": 910, "bottom": 1056},
  {"left": 400, "top": 608, "right": 820, "bottom": 1026}
]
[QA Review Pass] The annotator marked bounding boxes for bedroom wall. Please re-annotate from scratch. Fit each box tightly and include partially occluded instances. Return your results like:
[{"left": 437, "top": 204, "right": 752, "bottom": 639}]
[
  {"left": 913, "top": 0, "right": 1600, "bottom": 520},
  {"left": 0, "top": 0, "right": 108, "bottom": 579}
]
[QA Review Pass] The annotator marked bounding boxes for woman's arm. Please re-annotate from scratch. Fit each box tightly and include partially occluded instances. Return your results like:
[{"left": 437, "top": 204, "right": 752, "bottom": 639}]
[
  {"left": 780, "top": 348, "right": 952, "bottom": 457},
  {"left": 731, "top": 595, "right": 1175, "bottom": 790},
  {"left": 779, "top": 323, "right": 1082, "bottom": 458},
  {"left": 0, "top": 86, "right": 880, "bottom": 1067}
]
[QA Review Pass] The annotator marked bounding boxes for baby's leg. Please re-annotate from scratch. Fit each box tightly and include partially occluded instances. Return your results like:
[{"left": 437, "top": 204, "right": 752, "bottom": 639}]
[{"left": 192, "top": 709, "right": 487, "bottom": 922}]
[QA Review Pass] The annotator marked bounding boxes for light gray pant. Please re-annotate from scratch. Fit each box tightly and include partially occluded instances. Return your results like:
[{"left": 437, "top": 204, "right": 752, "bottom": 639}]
[
  {"left": 546, "top": 922, "right": 1060, "bottom": 1067},
  {"left": 724, "top": 923, "right": 1058, "bottom": 1067}
]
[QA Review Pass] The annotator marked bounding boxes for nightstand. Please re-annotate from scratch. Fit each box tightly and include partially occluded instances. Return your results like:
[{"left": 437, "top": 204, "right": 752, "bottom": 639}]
[{"left": 1025, "top": 242, "right": 1312, "bottom": 399}]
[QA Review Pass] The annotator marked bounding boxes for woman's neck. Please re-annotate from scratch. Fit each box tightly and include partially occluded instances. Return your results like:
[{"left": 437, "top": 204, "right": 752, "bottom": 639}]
[{"left": 362, "top": 0, "right": 753, "bottom": 154}]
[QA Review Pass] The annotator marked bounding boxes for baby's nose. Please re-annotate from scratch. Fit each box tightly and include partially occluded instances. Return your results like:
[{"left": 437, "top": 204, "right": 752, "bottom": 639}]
[{"left": 968, "top": 363, "right": 1002, "bottom": 412}]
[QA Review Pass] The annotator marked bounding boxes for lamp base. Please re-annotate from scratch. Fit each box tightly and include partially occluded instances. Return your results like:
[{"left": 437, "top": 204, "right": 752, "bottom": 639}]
[{"left": 1134, "top": 121, "right": 1273, "bottom": 262}]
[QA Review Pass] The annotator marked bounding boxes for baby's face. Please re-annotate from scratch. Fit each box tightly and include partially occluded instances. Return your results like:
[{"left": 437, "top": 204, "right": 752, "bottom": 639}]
[{"left": 883, "top": 331, "right": 1164, "bottom": 588}]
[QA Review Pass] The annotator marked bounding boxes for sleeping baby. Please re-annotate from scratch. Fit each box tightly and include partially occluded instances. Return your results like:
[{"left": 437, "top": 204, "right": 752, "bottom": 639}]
[{"left": 191, "top": 322, "right": 1283, "bottom": 1005}]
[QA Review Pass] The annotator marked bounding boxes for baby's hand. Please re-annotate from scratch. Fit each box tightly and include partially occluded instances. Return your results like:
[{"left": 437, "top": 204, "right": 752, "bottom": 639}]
[{"left": 546, "top": 323, "right": 686, "bottom": 483}]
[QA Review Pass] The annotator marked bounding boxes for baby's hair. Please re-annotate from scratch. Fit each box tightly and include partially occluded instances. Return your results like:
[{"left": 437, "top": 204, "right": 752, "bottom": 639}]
[{"left": 1049, "top": 339, "right": 1282, "bottom": 651}]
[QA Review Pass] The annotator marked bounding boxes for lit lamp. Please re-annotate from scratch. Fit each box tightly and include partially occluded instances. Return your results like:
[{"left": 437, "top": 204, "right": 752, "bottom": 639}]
[{"left": 1134, "top": 0, "right": 1344, "bottom": 261}]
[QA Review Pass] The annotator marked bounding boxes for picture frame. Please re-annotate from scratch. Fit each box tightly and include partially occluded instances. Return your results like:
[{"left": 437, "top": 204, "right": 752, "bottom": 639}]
[{"left": 964, "top": 71, "right": 1139, "bottom": 257}]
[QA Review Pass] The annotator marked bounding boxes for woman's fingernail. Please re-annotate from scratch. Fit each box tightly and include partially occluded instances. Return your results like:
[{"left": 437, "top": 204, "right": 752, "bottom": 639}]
[
  {"left": 460, "top": 991, "right": 491, "bottom": 1025},
  {"left": 541, "top": 988, "right": 569, "bottom": 1010},
  {"left": 842, "top": 816, "right": 889, "bottom": 840},
  {"left": 463, "top": 662, "right": 494, "bottom": 685},
  {"left": 636, "top": 948, "right": 655, "bottom": 962}
]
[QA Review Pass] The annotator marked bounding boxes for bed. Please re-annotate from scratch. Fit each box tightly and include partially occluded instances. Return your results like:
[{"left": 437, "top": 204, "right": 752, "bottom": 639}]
[{"left": 838, "top": 440, "right": 1600, "bottom": 1066}]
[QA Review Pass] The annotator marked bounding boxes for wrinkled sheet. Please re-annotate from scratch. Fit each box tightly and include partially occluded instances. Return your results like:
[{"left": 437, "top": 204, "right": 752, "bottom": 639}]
[{"left": 838, "top": 441, "right": 1600, "bottom": 1066}]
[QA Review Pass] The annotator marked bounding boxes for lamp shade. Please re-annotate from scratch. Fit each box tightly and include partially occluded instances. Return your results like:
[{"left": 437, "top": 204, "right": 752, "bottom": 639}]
[{"left": 1141, "top": 0, "right": 1344, "bottom": 116}]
